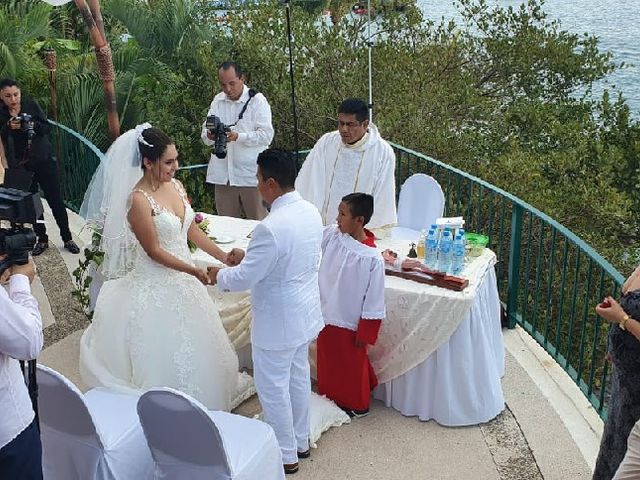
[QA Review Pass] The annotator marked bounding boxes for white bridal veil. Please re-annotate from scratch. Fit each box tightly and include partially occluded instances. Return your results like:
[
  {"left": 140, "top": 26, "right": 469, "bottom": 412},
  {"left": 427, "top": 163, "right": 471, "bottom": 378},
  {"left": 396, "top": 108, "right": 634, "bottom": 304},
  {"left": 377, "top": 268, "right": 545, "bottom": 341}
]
[{"left": 79, "top": 123, "right": 152, "bottom": 279}]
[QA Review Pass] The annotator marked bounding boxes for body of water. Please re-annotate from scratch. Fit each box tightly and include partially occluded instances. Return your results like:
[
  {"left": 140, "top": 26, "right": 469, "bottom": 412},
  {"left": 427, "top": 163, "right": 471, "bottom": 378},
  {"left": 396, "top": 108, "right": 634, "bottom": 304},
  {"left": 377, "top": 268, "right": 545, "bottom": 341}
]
[{"left": 418, "top": 0, "right": 640, "bottom": 117}]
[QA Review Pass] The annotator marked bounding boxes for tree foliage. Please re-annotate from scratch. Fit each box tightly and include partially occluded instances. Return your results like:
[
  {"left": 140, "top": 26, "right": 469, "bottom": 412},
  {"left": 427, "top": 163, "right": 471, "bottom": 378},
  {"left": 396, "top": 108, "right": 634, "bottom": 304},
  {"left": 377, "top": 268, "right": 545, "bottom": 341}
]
[{"left": 5, "top": 0, "right": 640, "bottom": 270}]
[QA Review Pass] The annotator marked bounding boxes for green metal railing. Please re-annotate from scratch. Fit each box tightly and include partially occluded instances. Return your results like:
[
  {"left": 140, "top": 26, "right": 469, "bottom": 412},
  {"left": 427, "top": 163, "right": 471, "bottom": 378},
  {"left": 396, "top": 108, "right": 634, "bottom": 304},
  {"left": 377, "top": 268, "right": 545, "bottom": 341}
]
[
  {"left": 48, "top": 120, "right": 106, "bottom": 212},
  {"left": 53, "top": 123, "right": 619, "bottom": 419},
  {"left": 391, "top": 142, "right": 621, "bottom": 419}
]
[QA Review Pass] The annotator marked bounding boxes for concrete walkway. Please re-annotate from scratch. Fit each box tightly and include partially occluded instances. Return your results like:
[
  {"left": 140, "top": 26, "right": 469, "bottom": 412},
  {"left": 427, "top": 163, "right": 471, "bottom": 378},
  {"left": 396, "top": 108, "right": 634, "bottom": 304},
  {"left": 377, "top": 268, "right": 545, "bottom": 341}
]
[{"left": 32, "top": 204, "right": 601, "bottom": 479}]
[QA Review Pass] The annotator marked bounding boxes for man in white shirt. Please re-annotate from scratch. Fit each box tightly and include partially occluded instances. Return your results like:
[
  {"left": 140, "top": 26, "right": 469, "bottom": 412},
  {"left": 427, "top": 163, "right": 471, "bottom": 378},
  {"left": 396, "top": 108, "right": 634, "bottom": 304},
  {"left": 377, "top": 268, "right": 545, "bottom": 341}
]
[
  {"left": 0, "top": 257, "right": 43, "bottom": 479},
  {"left": 201, "top": 62, "right": 274, "bottom": 220},
  {"left": 295, "top": 98, "right": 397, "bottom": 229},
  {"left": 208, "top": 149, "right": 323, "bottom": 475}
]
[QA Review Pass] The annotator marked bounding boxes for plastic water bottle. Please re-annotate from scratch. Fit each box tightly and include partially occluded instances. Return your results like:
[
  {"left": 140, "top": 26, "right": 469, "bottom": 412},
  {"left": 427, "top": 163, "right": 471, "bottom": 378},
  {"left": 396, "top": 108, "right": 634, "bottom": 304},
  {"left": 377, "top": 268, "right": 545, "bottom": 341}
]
[
  {"left": 430, "top": 223, "right": 439, "bottom": 243},
  {"left": 458, "top": 228, "right": 467, "bottom": 260},
  {"left": 452, "top": 233, "right": 465, "bottom": 275},
  {"left": 438, "top": 230, "right": 453, "bottom": 273},
  {"left": 416, "top": 229, "right": 426, "bottom": 259},
  {"left": 424, "top": 229, "right": 438, "bottom": 269}
]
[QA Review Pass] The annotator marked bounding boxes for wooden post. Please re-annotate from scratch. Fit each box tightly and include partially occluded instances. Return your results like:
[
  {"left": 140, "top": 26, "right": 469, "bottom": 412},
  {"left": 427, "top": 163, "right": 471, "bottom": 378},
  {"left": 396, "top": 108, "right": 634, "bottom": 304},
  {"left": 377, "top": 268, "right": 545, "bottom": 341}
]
[
  {"left": 43, "top": 48, "right": 64, "bottom": 179},
  {"left": 43, "top": 48, "right": 58, "bottom": 122},
  {"left": 73, "top": 0, "right": 120, "bottom": 140},
  {"left": 87, "top": 0, "right": 107, "bottom": 44}
]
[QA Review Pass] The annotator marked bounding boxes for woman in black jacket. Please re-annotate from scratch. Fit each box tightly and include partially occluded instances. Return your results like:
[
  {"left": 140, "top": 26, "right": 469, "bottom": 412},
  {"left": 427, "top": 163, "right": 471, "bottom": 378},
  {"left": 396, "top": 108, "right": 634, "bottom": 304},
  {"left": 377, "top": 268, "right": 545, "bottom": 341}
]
[{"left": 0, "top": 78, "right": 79, "bottom": 255}]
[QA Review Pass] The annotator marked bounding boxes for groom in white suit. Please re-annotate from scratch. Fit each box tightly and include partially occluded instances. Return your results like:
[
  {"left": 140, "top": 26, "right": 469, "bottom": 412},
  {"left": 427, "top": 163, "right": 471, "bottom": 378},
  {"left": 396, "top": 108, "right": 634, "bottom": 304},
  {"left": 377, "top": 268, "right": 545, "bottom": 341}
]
[{"left": 208, "top": 149, "right": 323, "bottom": 474}]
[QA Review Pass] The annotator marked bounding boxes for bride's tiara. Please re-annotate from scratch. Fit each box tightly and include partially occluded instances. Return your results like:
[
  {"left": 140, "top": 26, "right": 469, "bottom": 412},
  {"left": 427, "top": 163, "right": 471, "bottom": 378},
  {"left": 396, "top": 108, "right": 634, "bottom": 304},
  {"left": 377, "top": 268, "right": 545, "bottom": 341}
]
[{"left": 135, "top": 122, "right": 154, "bottom": 147}]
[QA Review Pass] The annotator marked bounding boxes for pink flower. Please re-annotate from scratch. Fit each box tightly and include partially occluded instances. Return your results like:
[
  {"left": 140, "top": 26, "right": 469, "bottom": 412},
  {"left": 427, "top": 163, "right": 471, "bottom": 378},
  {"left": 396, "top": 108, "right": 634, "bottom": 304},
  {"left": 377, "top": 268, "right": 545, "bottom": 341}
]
[{"left": 194, "top": 213, "right": 204, "bottom": 224}]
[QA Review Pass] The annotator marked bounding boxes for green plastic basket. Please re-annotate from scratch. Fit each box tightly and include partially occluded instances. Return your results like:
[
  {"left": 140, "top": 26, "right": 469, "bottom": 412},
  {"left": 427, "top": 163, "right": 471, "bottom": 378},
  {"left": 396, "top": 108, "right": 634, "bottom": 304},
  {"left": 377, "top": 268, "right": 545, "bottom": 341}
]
[{"left": 465, "top": 233, "right": 489, "bottom": 257}]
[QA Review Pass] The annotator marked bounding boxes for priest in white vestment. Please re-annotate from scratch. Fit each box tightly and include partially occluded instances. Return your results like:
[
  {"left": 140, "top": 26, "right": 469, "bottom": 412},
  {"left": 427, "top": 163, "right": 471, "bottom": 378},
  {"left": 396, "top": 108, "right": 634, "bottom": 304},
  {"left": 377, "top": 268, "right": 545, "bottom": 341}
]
[{"left": 295, "top": 98, "right": 397, "bottom": 229}]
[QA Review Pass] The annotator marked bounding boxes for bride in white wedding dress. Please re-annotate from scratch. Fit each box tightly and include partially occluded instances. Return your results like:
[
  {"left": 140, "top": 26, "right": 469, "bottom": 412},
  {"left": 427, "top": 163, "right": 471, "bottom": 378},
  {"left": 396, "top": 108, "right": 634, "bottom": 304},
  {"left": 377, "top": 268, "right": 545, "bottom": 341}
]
[{"left": 79, "top": 124, "right": 252, "bottom": 411}]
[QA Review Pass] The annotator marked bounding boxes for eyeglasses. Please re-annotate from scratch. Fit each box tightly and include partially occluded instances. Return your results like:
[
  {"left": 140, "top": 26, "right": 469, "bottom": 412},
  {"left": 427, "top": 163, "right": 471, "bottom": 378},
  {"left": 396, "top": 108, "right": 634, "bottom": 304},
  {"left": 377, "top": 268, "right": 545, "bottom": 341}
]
[{"left": 337, "top": 120, "right": 364, "bottom": 129}]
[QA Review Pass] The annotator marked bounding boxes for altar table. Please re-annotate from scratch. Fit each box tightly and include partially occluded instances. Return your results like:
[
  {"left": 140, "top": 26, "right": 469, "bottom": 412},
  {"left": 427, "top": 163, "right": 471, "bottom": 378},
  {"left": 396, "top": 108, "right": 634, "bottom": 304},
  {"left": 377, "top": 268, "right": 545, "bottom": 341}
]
[{"left": 193, "top": 215, "right": 505, "bottom": 426}]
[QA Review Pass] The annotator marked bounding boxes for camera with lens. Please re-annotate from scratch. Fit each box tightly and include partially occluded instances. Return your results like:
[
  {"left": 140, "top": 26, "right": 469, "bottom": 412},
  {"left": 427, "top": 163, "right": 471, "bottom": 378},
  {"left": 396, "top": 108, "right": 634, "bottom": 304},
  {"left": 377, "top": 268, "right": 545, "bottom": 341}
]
[
  {"left": 13, "top": 113, "right": 36, "bottom": 140},
  {"left": 0, "top": 187, "right": 43, "bottom": 276},
  {"left": 206, "top": 115, "right": 230, "bottom": 159}
]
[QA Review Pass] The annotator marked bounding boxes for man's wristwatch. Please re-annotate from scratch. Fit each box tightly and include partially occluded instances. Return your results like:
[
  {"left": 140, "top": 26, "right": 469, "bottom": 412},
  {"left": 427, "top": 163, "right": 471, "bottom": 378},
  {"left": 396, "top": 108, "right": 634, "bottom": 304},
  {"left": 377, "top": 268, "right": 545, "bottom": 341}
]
[{"left": 620, "top": 314, "right": 630, "bottom": 331}]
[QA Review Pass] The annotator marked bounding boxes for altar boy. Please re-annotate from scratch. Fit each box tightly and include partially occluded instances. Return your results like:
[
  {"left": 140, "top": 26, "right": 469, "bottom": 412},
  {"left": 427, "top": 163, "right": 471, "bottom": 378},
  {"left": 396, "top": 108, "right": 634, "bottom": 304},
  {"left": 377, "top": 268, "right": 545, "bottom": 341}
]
[
  {"left": 316, "top": 193, "right": 386, "bottom": 417},
  {"left": 209, "top": 149, "right": 323, "bottom": 475}
]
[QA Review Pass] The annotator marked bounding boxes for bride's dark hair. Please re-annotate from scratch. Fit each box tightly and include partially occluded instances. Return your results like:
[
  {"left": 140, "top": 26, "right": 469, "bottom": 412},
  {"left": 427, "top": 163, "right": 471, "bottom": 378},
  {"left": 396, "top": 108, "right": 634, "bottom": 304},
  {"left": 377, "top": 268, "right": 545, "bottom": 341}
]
[{"left": 138, "top": 127, "right": 173, "bottom": 169}]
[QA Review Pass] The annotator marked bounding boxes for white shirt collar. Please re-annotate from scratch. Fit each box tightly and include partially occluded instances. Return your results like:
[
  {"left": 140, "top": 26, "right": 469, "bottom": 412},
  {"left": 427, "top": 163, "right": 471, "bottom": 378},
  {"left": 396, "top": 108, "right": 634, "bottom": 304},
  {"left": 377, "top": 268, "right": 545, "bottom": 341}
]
[
  {"left": 223, "top": 85, "right": 250, "bottom": 103},
  {"left": 270, "top": 190, "right": 301, "bottom": 211}
]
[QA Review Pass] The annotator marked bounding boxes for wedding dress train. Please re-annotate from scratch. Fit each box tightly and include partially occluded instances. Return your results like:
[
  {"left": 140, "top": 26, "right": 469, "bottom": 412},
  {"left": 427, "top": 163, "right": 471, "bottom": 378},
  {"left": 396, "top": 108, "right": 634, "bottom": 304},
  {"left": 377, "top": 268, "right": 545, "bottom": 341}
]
[{"left": 80, "top": 181, "right": 252, "bottom": 411}]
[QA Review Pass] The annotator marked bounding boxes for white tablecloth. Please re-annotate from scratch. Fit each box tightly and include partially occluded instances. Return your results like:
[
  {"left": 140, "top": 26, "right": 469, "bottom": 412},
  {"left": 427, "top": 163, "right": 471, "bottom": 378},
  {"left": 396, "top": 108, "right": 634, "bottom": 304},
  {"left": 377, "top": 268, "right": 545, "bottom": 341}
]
[
  {"left": 373, "top": 267, "right": 505, "bottom": 426},
  {"left": 193, "top": 215, "right": 505, "bottom": 426}
]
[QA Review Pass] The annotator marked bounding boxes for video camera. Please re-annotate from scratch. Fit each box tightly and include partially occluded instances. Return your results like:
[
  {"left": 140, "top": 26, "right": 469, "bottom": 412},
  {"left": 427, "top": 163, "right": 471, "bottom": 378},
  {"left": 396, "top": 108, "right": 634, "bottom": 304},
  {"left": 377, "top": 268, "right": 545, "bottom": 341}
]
[
  {"left": 0, "top": 187, "right": 43, "bottom": 276},
  {"left": 206, "top": 115, "right": 230, "bottom": 160},
  {"left": 13, "top": 113, "right": 36, "bottom": 141}
]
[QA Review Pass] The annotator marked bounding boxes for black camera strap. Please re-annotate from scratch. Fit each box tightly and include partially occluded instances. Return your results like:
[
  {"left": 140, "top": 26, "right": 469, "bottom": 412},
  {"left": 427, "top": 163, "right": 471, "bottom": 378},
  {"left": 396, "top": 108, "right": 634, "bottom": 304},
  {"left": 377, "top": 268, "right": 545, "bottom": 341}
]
[
  {"left": 20, "top": 359, "right": 39, "bottom": 432},
  {"left": 227, "top": 89, "right": 258, "bottom": 128},
  {"left": 4, "top": 121, "right": 33, "bottom": 167}
]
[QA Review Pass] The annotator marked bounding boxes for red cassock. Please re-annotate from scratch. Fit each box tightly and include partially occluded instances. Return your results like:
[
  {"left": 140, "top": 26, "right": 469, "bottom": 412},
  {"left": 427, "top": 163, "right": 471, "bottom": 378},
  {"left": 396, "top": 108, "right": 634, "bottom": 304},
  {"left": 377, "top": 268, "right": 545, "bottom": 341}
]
[{"left": 317, "top": 318, "right": 381, "bottom": 411}]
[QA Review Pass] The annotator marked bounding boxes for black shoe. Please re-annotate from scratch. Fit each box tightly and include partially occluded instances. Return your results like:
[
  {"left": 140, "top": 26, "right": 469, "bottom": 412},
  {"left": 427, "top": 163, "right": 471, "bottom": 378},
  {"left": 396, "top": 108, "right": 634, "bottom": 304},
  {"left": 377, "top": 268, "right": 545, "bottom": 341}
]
[
  {"left": 351, "top": 408, "right": 370, "bottom": 418},
  {"left": 284, "top": 462, "right": 299, "bottom": 475},
  {"left": 64, "top": 240, "right": 80, "bottom": 254},
  {"left": 341, "top": 407, "right": 370, "bottom": 418},
  {"left": 32, "top": 241, "right": 49, "bottom": 256},
  {"left": 297, "top": 449, "right": 310, "bottom": 459}
]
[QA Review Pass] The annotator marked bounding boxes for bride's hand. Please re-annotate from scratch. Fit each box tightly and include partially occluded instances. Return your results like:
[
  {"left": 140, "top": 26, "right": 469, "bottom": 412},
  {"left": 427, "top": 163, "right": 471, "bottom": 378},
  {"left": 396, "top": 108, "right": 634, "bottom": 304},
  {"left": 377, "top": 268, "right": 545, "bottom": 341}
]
[
  {"left": 191, "top": 267, "right": 210, "bottom": 285},
  {"left": 225, "top": 248, "right": 245, "bottom": 266}
]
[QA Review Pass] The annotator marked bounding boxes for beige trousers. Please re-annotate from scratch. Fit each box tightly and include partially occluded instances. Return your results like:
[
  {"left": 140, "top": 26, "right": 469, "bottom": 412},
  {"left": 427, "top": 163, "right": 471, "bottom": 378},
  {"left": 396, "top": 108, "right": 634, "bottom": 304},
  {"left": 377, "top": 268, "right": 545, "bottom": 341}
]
[
  {"left": 614, "top": 419, "right": 640, "bottom": 479},
  {"left": 213, "top": 183, "right": 267, "bottom": 220}
]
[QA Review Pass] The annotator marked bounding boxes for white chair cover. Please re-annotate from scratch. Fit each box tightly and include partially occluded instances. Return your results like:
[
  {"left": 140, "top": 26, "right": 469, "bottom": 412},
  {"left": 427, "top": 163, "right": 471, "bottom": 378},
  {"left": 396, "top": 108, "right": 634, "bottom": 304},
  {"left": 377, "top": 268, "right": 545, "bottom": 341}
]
[
  {"left": 137, "top": 388, "right": 284, "bottom": 480},
  {"left": 392, "top": 174, "right": 445, "bottom": 240},
  {"left": 37, "top": 364, "right": 154, "bottom": 480}
]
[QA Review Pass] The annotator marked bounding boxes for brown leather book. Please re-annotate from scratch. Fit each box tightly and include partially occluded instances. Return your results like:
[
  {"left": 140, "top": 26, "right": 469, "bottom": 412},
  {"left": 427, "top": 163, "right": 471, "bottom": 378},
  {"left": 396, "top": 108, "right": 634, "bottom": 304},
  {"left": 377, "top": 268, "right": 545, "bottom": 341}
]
[{"left": 385, "top": 268, "right": 469, "bottom": 291}]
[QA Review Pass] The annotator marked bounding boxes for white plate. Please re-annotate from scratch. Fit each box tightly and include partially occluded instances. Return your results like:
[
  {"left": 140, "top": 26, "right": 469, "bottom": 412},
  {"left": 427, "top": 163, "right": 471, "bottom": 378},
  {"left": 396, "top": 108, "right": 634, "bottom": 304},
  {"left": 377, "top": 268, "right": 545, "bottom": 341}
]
[{"left": 214, "top": 235, "right": 235, "bottom": 244}]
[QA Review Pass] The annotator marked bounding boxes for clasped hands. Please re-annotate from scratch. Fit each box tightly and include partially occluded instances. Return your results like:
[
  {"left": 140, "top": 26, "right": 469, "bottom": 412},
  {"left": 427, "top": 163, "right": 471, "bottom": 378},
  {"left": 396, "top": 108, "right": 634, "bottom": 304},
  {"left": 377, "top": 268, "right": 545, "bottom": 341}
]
[
  {"left": 204, "top": 247, "right": 242, "bottom": 285},
  {"left": 191, "top": 248, "right": 244, "bottom": 285}
]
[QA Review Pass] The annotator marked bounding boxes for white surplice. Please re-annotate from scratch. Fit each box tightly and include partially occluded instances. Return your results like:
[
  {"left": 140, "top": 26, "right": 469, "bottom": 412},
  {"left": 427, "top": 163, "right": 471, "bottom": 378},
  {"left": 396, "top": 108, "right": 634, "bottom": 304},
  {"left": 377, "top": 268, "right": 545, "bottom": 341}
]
[
  {"left": 319, "top": 225, "right": 386, "bottom": 331},
  {"left": 295, "top": 124, "right": 397, "bottom": 228}
]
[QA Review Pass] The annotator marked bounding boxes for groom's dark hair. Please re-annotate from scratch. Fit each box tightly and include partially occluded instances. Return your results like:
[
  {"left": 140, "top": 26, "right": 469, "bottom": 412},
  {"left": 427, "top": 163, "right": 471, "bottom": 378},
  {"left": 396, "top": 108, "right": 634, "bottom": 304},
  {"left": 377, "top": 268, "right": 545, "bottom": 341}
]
[{"left": 257, "top": 149, "right": 296, "bottom": 189}]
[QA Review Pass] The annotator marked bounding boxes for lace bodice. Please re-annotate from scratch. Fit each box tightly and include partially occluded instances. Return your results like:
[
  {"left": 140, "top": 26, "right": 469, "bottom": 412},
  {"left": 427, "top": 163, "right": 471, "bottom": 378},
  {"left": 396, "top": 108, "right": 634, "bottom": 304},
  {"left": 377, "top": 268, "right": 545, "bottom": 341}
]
[{"left": 132, "top": 180, "right": 194, "bottom": 270}]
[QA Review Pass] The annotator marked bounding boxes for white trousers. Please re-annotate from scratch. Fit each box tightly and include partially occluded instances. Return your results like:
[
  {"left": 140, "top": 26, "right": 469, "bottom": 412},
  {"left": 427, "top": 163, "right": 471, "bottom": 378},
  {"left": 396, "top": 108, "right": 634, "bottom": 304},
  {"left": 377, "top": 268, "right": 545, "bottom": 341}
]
[
  {"left": 252, "top": 342, "right": 311, "bottom": 464},
  {"left": 614, "top": 419, "right": 640, "bottom": 479}
]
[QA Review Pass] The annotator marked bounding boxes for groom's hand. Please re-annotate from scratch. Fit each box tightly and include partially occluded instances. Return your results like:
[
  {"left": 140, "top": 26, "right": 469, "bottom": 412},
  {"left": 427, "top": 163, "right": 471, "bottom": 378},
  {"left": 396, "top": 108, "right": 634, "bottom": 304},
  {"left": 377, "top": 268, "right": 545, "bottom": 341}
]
[
  {"left": 225, "top": 248, "right": 245, "bottom": 266},
  {"left": 207, "top": 266, "right": 221, "bottom": 285}
]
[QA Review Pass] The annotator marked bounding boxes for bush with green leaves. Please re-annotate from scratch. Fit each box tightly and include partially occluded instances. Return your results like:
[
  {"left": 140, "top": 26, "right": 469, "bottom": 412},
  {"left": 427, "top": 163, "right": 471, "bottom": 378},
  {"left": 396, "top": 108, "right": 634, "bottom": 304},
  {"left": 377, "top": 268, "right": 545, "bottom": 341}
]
[{"left": 5, "top": 0, "right": 640, "bottom": 272}]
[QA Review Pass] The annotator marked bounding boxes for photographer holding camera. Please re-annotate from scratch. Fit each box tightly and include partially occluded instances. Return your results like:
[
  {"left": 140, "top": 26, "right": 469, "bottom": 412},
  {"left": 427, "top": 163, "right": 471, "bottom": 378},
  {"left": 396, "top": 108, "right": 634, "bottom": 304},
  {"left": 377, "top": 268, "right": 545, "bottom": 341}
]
[
  {"left": 0, "top": 257, "right": 43, "bottom": 479},
  {"left": 0, "top": 78, "right": 79, "bottom": 256},
  {"left": 201, "top": 62, "right": 274, "bottom": 220}
]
